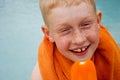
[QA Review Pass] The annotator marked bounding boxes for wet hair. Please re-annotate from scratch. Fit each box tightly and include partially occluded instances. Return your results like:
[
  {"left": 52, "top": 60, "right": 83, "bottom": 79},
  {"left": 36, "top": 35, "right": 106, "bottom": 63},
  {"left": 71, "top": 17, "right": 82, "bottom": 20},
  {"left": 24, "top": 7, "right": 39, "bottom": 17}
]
[{"left": 39, "top": 0, "right": 96, "bottom": 25}]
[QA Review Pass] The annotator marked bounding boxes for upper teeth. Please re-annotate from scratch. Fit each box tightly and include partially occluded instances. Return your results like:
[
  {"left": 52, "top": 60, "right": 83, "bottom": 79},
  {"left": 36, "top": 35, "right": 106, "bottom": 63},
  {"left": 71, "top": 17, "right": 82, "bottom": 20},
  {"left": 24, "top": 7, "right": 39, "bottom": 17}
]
[
  {"left": 74, "top": 49, "right": 81, "bottom": 52},
  {"left": 82, "top": 48, "right": 85, "bottom": 51},
  {"left": 73, "top": 47, "right": 87, "bottom": 52}
]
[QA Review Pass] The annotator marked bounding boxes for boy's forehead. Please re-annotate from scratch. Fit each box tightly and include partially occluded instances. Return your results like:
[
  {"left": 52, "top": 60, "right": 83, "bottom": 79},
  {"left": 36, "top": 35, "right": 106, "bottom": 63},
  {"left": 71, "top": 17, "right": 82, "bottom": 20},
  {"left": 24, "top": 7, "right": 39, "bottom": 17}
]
[
  {"left": 51, "top": 2, "right": 93, "bottom": 15},
  {"left": 50, "top": 1, "right": 95, "bottom": 16},
  {"left": 46, "top": 2, "right": 96, "bottom": 27},
  {"left": 40, "top": 0, "right": 96, "bottom": 15}
]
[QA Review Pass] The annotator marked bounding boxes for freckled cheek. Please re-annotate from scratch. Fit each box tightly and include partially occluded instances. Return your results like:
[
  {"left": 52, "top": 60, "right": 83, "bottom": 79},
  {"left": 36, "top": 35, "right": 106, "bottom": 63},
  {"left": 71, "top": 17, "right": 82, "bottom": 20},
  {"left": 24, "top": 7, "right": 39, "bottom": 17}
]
[
  {"left": 86, "top": 31, "right": 99, "bottom": 43},
  {"left": 55, "top": 38, "right": 70, "bottom": 52}
]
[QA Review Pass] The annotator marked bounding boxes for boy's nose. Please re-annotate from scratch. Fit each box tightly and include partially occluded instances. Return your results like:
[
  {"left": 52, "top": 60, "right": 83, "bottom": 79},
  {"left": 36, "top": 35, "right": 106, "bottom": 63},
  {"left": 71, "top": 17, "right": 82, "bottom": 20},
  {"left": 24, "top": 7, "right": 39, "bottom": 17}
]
[{"left": 72, "top": 31, "right": 86, "bottom": 45}]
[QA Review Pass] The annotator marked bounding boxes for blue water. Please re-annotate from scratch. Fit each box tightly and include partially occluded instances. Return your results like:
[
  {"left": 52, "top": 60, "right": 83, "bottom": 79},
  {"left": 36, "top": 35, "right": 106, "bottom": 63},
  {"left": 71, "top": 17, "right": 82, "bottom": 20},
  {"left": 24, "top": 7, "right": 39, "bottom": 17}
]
[
  {"left": 0, "top": 0, "right": 119, "bottom": 80},
  {"left": 96, "top": 0, "right": 120, "bottom": 45}
]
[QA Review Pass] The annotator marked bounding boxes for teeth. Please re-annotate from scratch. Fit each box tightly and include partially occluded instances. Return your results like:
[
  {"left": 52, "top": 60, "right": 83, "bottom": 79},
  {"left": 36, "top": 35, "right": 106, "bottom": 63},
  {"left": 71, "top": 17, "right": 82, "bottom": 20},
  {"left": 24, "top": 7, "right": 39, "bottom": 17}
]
[
  {"left": 73, "top": 47, "right": 87, "bottom": 52},
  {"left": 81, "top": 48, "right": 85, "bottom": 51},
  {"left": 74, "top": 49, "right": 81, "bottom": 52}
]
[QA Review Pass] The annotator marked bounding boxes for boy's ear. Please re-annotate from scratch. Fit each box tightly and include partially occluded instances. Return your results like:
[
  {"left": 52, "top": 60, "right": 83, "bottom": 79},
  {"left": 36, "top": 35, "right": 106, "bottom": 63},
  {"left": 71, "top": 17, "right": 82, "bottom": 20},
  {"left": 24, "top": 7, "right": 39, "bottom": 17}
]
[
  {"left": 41, "top": 25, "right": 49, "bottom": 38},
  {"left": 96, "top": 11, "right": 102, "bottom": 29},
  {"left": 41, "top": 25, "right": 54, "bottom": 42},
  {"left": 97, "top": 11, "right": 102, "bottom": 24}
]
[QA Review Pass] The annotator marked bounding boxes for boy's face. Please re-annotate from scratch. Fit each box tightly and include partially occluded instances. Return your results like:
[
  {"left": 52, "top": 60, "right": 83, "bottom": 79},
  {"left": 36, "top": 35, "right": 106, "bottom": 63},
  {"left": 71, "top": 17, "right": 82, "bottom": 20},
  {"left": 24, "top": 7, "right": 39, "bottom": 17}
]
[{"left": 43, "top": 2, "right": 101, "bottom": 61}]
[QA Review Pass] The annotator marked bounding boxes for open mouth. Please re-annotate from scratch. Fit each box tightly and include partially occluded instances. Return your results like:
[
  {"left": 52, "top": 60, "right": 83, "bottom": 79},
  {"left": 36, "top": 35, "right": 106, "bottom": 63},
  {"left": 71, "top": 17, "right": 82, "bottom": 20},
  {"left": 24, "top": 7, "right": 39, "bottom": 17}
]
[{"left": 70, "top": 45, "right": 90, "bottom": 56}]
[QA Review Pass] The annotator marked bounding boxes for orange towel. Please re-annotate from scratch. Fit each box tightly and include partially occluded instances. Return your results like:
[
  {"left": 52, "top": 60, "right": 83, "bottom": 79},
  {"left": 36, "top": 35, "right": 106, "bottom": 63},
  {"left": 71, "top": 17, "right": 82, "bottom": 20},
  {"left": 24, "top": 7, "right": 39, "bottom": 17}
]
[{"left": 38, "top": 25, "right": 120, "bottom": 80}]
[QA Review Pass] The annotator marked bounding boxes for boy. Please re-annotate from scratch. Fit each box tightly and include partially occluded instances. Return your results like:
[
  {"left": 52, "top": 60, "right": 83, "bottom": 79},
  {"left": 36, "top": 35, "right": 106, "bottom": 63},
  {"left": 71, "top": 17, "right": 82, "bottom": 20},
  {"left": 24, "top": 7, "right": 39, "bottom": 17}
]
[{"left": 31, "top": 0, "right": 120, "bottom": 80}]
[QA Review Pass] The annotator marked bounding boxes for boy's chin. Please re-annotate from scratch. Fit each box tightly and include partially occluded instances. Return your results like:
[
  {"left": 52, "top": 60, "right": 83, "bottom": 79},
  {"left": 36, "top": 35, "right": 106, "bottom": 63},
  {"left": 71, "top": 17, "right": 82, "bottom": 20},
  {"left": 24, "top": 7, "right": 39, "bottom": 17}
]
[{"left": 71, "top": 54, "right": 93, "bottom": 62}]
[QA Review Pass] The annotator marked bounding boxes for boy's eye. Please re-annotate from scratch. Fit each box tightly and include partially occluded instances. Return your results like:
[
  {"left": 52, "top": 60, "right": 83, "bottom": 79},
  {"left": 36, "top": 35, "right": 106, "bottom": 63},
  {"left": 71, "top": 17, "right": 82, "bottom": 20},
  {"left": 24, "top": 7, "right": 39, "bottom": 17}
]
[
  {"left": 80, "top": 22, "right": 92, "bottom": 30},
  {"left": 61, "top": 28, "right": 71, "bottom": 32},
  {"left": 81, "top": 22, "right": 90, "bottom": 27},
  {"left": 59, "top": 27, "right": 71, "bottom": 34},
  {"left": 83, "top": 23, "right": 89, "bottom": 26}
]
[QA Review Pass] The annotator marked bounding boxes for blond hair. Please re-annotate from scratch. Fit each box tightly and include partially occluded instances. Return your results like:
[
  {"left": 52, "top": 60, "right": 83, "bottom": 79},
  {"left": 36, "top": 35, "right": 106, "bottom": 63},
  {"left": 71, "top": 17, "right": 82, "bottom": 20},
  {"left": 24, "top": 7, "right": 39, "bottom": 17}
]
[{"left": 39, "top": 0, "right": 96, "bottom": 25}]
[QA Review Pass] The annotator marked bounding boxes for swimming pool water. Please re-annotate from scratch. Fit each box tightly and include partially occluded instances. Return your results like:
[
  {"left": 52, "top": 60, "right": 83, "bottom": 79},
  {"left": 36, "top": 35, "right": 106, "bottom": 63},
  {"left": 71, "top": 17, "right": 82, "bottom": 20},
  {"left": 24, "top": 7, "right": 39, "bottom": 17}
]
[{"left": 0, "top": 0, "right": 120, "bottom": 80}]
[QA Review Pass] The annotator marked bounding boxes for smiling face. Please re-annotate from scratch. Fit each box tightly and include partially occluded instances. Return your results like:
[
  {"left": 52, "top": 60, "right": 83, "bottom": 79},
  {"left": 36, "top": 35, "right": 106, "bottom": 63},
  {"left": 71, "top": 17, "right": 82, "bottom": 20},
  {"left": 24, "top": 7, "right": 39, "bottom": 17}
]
[{"left": 42, "top": 2, "right": 101, "bottom": 62}]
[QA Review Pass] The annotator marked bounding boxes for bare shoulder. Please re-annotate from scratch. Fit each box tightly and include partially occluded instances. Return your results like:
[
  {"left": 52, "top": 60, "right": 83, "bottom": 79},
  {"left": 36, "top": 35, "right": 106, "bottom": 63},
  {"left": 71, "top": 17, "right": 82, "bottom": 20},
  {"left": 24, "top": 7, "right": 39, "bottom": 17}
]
[{"left": 30, "top": 62, "right": 42, "bottom": 80}]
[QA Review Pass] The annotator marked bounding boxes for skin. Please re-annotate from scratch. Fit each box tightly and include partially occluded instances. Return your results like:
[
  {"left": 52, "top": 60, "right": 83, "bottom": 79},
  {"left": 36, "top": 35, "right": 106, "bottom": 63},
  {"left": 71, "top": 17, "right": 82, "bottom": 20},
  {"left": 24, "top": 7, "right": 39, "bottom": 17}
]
[
  {"left": 43, "top": 2, "right": 102, "bottom": 61},
  {"left": 31, "top": 2, "right": 102, "bottom": 80}
]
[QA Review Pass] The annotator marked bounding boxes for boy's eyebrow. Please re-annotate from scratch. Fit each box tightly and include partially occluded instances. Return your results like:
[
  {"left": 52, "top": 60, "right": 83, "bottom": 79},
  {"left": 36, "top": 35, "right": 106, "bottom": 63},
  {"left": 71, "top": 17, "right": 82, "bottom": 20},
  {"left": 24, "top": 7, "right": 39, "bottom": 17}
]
[
  {"left": 82, "top": 16, "right": 96, "bottom": 21},
  {"left": 55, "top": 23, "right": 73, "bottom": 31},
  {"left": 56, "top": 23, "right": 69, "bottom": 28}
]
